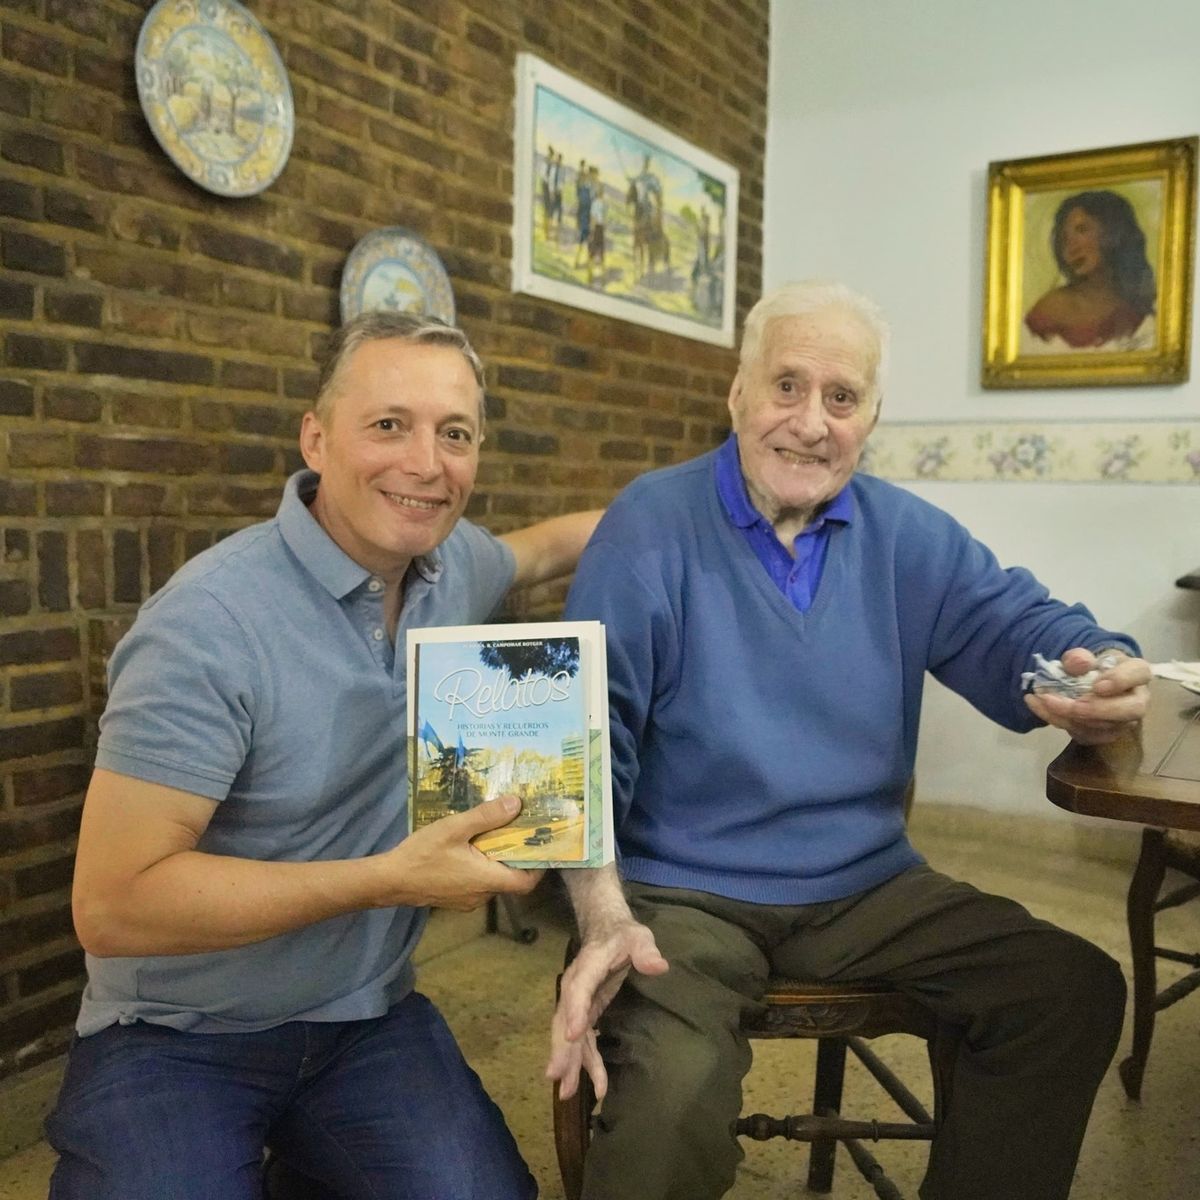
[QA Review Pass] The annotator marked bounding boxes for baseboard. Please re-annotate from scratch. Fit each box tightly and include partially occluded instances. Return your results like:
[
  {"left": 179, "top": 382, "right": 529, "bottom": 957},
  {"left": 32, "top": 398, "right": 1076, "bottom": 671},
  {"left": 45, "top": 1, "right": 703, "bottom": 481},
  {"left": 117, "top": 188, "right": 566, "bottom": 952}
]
[{"left": 910, "top": 800, "right": 1141, "bottom": 866}]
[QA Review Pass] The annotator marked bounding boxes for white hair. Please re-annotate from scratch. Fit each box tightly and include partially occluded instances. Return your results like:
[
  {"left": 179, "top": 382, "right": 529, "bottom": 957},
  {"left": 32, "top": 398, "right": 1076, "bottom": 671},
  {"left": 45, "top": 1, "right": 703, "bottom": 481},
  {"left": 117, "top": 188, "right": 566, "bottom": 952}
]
[{"left": 739, "top": 281, "right": 890, "bottom": 407}]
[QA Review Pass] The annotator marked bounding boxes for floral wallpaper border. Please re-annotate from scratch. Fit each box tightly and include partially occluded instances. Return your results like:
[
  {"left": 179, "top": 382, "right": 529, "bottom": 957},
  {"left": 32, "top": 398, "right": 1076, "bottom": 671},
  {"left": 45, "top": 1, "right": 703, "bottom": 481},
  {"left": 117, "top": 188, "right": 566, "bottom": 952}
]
[{"left": 861, "top": 422, "right": 1200, "bottom": 483}]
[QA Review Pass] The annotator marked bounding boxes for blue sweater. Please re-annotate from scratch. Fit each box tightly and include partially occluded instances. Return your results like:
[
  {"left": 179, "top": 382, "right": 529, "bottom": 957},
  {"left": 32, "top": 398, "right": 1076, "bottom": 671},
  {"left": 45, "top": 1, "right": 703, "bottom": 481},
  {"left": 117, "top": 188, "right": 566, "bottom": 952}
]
[{"left": 564, "top": 450, "right": 1137, "bottom": 905}]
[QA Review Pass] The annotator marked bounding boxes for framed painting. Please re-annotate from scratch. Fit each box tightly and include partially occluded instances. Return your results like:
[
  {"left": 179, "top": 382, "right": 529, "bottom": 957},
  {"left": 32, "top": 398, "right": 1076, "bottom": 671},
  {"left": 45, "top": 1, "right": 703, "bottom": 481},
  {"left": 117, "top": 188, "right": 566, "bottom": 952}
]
[
  {"left": 982, "top": 136, "right": 1197, "bottom": 388},
  {"left": 512, "top": 53, "right": 739, "bottom": 347}
]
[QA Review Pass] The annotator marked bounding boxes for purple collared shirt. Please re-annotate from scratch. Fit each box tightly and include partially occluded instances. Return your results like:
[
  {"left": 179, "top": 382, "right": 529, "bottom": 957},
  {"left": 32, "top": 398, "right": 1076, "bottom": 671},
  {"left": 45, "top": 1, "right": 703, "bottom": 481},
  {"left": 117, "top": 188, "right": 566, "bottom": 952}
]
[{"left": 715, "top": 433, "right": 853, "bottom": 613}]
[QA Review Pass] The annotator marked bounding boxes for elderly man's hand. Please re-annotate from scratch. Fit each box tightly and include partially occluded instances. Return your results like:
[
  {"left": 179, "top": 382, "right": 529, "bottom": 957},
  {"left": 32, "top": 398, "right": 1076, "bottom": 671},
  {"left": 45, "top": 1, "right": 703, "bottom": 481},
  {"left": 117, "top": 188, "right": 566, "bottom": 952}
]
[
  {"left": 1024, "top": 647, "right": 1151, "bottom": 745},
  {"left": 546, "top": 917, "right": 667, "bottom": 1101}
]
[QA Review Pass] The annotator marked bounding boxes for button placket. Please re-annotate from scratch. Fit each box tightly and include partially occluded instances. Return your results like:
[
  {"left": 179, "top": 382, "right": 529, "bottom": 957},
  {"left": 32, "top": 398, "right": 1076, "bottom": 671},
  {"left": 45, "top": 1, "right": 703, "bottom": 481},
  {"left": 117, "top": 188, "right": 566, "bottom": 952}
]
[{"left": 354, "top": 578, "right": 391, "bottom": 666}]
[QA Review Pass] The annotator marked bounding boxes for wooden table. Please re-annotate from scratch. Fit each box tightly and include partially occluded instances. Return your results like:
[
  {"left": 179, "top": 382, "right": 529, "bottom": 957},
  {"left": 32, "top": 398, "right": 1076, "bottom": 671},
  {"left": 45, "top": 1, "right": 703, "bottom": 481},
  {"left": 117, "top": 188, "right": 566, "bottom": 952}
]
[
  {"left": 1045, "top": 677, "right": 1200, "bottom": 1099},
  {"left": 1045, "top": 677, "right": 1200, "bottom": 832}
]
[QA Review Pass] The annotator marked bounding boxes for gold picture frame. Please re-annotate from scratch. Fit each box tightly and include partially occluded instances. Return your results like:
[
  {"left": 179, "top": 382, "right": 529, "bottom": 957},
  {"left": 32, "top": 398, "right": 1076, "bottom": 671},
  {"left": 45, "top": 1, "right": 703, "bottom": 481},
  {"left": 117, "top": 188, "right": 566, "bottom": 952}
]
[{"left": 983, "top": 136, "right": 1197, "bottom": 388}]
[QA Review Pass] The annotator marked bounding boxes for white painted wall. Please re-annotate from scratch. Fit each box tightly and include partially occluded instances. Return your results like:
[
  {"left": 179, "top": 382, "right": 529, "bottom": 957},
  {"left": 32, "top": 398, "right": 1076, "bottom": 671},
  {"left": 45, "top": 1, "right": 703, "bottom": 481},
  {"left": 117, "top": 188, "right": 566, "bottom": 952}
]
[
  {"left": 765, "top": 0, "right": 1200, "bottom": 815},
  {"left": 766, "top": 0, "right": 1200, "bottom": 423},
  {"left": 905, "top": 481, "right": 1200, "bottom": 813}
]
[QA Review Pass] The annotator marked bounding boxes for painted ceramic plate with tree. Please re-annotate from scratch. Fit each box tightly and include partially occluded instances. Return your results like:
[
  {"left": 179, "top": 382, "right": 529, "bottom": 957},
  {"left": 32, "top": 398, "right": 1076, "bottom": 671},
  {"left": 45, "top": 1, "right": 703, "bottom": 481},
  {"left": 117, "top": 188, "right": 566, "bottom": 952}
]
[
  {"left": 135, "top": 0, "right": 294, "bottom": 198},
  {"left": 339, "top": 227, "right": 456, "bottom": 325}
]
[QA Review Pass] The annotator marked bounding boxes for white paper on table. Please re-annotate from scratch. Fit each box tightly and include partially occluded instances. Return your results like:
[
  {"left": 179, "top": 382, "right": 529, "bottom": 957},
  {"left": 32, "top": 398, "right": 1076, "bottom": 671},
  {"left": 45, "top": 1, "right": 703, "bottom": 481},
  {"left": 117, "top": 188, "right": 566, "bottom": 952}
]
[{"left": 1150, "top": 661, "right": 1200, "bottom": 694}]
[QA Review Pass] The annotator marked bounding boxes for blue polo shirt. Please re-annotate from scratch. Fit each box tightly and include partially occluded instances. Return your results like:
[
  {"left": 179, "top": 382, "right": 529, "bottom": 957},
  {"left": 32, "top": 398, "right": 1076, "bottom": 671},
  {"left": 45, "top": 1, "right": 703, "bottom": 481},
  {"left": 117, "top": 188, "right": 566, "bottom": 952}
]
[
  {"left": 715, "top": 434, "right": 852, "bottom": 612},
  {"left": 80, "top": 470, "right": 515, "bottom": 1036}
]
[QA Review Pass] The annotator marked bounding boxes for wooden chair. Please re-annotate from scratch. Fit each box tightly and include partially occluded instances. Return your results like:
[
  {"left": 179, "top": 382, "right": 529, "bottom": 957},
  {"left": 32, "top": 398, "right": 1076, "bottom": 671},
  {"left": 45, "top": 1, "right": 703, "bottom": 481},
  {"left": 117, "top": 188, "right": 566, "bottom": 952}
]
[
  {"left": 553, "top": 956, "right": 962, "bottom": 1200},
  {"left": 486, "top": 893, "right": 539, "bottom": 944},
  {"left": 1119, "top": 826, "right": 1200, "bottom": 1100}
]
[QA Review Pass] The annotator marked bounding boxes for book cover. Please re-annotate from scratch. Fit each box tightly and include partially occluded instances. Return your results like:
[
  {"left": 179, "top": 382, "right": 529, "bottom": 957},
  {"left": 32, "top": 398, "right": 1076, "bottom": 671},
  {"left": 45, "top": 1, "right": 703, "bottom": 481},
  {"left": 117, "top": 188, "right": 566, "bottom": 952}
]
[{"left": 407, "top": 620, "right": 613, "bottom": 868}]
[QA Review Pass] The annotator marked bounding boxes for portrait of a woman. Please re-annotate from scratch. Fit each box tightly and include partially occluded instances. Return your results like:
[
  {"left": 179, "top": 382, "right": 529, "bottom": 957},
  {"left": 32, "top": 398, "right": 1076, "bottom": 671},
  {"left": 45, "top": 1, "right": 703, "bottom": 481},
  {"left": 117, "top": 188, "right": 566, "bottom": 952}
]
[{"left": 1023, "top": 189, "right": 1157, "bottom": 351}]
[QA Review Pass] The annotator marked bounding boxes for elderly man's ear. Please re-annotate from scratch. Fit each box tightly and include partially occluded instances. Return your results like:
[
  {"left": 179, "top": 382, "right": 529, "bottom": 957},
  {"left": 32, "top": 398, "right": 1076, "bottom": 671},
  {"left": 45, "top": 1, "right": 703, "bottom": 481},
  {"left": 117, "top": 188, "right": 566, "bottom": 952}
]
[{"left": 726, "top": 371, "right": 743, "bottom": 421}]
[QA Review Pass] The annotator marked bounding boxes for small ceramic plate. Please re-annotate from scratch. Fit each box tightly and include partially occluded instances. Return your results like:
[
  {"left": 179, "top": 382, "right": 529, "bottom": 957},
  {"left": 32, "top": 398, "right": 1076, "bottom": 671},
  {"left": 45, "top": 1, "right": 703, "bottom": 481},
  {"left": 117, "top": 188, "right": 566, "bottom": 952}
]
[
  {"left": 135, "top": 0, "right": 294, "bottom": 198},
  {"left": 340, "top": 227, "right": 456, "bottom": 325}
]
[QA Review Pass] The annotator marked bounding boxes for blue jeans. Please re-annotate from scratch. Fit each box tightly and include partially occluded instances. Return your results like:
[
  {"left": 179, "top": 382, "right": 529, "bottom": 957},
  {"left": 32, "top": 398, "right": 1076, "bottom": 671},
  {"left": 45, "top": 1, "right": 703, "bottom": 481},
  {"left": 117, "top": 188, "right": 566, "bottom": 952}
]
[{"left": 46, "top": 991, "right": 537, "bottom": 1200}]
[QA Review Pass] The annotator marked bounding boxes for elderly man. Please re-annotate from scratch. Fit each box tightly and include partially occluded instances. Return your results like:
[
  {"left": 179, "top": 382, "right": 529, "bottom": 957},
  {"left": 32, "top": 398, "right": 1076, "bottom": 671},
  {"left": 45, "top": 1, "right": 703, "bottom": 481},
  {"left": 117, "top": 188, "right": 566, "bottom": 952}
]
[
  {"left": 48, "top": 312, "right": 600, "bottom": 1200},
  {"left": 550, "top": 281, "right": 1150, "bottom": 1200}
]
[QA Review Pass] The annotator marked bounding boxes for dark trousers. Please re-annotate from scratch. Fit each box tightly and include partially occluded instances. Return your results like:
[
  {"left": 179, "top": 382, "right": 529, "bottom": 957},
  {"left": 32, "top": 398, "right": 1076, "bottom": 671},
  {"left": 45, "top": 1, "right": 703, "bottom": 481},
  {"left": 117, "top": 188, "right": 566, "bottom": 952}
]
[
  {"left": 581, "top": 866, "right": 1125, "bottom": 1200},
  {"left": 47, "top": 991, "right": 536, "bottom": 1200}
]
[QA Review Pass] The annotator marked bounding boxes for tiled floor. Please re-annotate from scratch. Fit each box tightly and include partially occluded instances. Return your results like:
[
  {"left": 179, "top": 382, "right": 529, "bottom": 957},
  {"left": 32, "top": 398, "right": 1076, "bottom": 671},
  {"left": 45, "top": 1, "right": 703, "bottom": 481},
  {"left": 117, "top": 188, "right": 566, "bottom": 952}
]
[{"left": 3, "top": 807, "right": 1198, "bottom": 1199}]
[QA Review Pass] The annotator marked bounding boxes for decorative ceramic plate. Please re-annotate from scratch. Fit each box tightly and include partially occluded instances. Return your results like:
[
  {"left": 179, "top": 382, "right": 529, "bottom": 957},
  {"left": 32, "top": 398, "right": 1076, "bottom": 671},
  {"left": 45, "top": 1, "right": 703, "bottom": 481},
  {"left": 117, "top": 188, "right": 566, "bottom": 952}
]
[
  {"left": 340, "top": 227, "right": 456, "bottom": 325},
  {"left": 135, "top": 0, "right": 294, "bottom": 198}
]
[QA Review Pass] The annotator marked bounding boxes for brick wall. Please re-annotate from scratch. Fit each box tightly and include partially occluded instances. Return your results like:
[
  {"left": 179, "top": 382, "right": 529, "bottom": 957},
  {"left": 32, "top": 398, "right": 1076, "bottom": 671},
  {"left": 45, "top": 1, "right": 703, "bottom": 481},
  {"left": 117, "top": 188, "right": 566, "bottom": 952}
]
[{"left": 0, "top": 0, "right": 767, "bottom": 1087}]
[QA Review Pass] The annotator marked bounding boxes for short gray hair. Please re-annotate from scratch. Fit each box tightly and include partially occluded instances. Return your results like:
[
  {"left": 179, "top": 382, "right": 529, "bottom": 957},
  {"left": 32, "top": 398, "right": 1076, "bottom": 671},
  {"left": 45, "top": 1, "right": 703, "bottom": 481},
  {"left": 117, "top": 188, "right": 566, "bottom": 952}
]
[
  {"left": 740, "top": 281, "right": 890, "bottom": 408},
  {"left": 314, "top": 310, "right": 486, "bottom": 426}
]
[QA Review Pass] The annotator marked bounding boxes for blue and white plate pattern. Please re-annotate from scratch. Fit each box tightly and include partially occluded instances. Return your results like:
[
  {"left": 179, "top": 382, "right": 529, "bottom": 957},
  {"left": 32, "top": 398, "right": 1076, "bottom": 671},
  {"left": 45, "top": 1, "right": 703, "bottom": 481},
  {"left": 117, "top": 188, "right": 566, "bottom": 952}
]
[
  {"left": 340, "top": 227, "right": 456, "bottom": 325},
  {"left": 135, "top": 0, "right": 294, "bottom": 198}
]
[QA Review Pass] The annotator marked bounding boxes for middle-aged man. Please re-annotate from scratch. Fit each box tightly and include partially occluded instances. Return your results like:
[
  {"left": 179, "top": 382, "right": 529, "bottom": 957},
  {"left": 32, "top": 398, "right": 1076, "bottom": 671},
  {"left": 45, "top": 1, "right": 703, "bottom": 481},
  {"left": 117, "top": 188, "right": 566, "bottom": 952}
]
[
  {"left": 549, "top": 281, "right": 1151, "bottom": 1200},
  {"left": 48, "top": 312, "right": 601, "bottom": 1200}
]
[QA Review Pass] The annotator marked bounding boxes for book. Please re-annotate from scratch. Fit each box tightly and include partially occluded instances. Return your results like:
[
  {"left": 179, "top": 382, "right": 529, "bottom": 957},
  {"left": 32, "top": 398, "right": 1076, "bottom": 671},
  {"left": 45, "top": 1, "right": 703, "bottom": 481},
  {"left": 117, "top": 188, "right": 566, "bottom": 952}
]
[{"left": 406, "top": 619, "right": 613, "bottom": 868}]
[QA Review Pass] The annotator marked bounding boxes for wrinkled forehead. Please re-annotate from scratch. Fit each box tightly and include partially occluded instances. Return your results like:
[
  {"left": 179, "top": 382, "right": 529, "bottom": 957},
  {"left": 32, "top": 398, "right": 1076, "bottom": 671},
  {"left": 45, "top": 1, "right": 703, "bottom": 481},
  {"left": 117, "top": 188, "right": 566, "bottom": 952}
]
[{"left": 758, "top": 310, "right": 879, "bottom": 387}]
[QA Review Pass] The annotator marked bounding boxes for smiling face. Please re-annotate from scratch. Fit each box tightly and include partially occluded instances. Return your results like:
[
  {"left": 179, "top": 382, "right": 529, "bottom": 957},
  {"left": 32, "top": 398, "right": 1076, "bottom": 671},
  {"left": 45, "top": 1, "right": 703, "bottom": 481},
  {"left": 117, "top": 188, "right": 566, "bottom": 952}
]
[
  {"left": 728, "top": 308, "right": 879, "bottom": 544},
  {"left": 299, "top": 338, "right": 482, "bottom": 582},
  {"left": 1058, "top": 206, "right": 1107, "bottom": 280}
]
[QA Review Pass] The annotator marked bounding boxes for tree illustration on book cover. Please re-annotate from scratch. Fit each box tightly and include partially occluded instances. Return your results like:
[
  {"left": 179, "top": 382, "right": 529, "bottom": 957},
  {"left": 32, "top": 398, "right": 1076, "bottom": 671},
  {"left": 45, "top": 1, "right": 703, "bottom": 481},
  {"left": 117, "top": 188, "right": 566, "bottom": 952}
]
[{"left": 409, "top": 633, "right": 589, "bottom": 862}]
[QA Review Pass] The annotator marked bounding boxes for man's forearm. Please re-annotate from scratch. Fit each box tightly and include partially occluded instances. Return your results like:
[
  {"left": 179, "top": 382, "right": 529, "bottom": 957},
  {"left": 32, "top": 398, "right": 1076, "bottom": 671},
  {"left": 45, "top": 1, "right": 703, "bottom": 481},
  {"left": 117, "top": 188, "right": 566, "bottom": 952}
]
[
  {"left": 76, "top": 772, "right": 536, "bottom": 959},
  {"left": 75, "top": 850, "right": 394, "bottom": 958},
  {"left": 562, "top": 862, "right": 635, "bottom": 939}
]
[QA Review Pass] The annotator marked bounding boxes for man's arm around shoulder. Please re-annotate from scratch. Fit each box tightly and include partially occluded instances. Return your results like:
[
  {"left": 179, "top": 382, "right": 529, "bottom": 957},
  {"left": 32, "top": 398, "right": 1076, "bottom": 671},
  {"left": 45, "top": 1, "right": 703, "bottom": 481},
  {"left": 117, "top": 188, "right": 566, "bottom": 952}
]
[{"left": 501, "top": 510, "right": 604, "bottom": 590}]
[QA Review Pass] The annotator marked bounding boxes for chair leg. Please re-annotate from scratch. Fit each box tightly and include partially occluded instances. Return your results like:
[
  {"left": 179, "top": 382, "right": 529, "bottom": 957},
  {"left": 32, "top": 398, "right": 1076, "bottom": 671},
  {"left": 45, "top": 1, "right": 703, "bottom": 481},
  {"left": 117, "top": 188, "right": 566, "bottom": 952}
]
[
  {"left": 927, "top": 1025, "right": 959, "bottom": 1128},
  {"left": 485, "top": 894, "right": 539, "bottom": 943},
  {"left": 807, "top": 1037, "right": 848, "bottom": 1193},
  {"left": 553, "top": 1073, "right": 595, "bottom": 1200},
  {"left": 1119, "top": 828, "right": 1167, "bottom": 1101}
]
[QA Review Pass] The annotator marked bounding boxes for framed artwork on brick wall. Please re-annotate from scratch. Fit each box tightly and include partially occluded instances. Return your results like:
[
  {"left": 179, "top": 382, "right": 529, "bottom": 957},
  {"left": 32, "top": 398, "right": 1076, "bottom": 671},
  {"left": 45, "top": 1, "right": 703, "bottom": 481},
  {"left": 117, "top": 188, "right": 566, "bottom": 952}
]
[
  {"left": 983, "top": 136, "right": 1197, "bottom": 388},
  {"left": 512, "top": 53, "right": 739, "bottom": 348}
]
